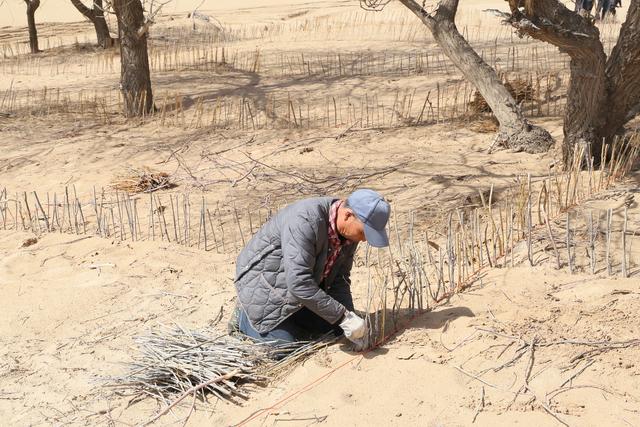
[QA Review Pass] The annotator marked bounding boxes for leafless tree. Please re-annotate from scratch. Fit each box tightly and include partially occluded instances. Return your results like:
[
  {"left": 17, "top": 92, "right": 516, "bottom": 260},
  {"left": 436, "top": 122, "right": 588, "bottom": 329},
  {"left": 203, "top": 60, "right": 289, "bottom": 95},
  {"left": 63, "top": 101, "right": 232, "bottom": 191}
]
[
  {"left": 362, "top": 0, "right": 555, "bottom": 154},
  {"left": 24, "top": 0, "right": 41, "bottom": 53},
  {"left": 110, "top": 0, "right": 156, "bottom": 116},
  {"left": 498, "top": 0, "right": 640, "bottom": 166},
  {"left": 70, "top": 0, "right": 115, "bottom": 48}
]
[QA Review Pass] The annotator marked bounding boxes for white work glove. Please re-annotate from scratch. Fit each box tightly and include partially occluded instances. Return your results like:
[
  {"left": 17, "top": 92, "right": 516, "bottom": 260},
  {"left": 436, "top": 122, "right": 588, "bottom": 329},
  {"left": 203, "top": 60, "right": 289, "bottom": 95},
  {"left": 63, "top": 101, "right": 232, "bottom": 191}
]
[{"left": 339, "top": 311, "right": 367, "bottom": 341}]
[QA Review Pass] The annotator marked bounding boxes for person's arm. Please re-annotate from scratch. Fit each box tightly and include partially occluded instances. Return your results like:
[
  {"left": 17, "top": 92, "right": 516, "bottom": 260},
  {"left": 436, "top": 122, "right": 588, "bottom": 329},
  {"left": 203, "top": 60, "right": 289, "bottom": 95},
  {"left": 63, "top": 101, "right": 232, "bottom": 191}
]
[
  {"left": 282, "top": 216, "right": 346, "bottom": 324},
  {"left": 330, "top": 247, "right": 368, "bottom": 345},
  {"left": 327, "top": 244, "right": 368, "bottom": 344},
  {"left": 328, "top": 245, "right": 357, "bottom": 313}
]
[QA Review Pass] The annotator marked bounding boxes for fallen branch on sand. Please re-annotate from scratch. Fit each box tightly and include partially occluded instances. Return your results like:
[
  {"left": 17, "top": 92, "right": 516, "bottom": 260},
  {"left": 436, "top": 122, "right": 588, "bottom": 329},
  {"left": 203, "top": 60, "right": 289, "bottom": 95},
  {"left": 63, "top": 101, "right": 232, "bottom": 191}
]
[
  {"left": 454, "top": 327, "right": 640, "bottom": 425},
  {"left": 241, "top": 152, "right": 407, "bottom": 194}
]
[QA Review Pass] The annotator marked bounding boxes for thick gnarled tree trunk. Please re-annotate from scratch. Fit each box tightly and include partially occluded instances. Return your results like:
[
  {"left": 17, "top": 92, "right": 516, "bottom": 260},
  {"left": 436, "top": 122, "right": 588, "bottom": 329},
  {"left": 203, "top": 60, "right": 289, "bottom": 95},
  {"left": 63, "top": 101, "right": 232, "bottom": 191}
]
[
  {"left": 562, "top": 49, "right": 608, "bottom": 166},
  {"left": 70, "top": 0, "right": 115, "bottom": 48},
  {"left": 602, "top": 2, "right": 640, "bottom": 138},
  {"left": 24, "top": 0, "right": 41, "bottom": 54},
  {"left": 395, "top": 0, "right": 554, "bottom": 153},
  {"left": 112, "top": 0, "right": 153, "bottom": 117},
  {"left": 505, "top": 0, "right": 640, "bottom": 166}
]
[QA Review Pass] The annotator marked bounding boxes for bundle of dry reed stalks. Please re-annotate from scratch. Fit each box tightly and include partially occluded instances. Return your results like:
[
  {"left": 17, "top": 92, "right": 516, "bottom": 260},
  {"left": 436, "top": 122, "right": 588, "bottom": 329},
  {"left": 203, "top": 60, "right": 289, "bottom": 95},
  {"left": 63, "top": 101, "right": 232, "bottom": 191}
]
[
  {"left": 107, "top": 325, "right": 337, "bottom": 422},
  {"left": 468, "top": 116, "right": 499, "bottom": 133},
  {"left": 111, "top": 167, "right": 173, "bottom": 193},
  {"left": 468, "top": 77, "right": 536, "bottom": 114}
]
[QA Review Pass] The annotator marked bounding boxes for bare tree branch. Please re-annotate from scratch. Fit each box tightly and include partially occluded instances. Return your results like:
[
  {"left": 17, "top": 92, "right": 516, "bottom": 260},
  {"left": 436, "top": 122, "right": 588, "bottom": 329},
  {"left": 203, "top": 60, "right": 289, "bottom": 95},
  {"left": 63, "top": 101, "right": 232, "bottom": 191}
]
[
  {"left": 136, "top": 0, "right": 170, "bottom": 38},
  {"left": 359, "top": 0, "right": 393, "bottom": 12},
  {"left": 70, "top": 0, "right": 94, "bottom": 20},
  {"left": 394, "top": 0, "right": 436, "bottom": 31},
  {"left": 505, "top": 0, "right": 602, "bottom": 54}
]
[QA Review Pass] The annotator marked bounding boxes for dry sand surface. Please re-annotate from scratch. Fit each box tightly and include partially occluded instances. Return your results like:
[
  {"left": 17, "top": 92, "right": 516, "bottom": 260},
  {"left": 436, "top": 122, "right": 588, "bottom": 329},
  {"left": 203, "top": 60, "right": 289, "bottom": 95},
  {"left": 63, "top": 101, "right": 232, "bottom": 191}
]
[
  {"left": 1, "top": 198, "right": 639, "bottom": 426},
  {"left": 1, "top": 0, "right": 639, "bottom": 426}
]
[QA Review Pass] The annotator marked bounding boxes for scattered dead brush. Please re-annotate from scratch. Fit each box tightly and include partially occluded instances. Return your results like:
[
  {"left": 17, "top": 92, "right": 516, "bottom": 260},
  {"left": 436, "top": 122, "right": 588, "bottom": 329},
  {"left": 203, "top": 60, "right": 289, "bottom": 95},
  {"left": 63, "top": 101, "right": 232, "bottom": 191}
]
[
  {"left": 468, "top": 77, "right": 536, "bottom": 114},
  {"left": 111, "top": 167, "right": 174, "bottom": 193}
]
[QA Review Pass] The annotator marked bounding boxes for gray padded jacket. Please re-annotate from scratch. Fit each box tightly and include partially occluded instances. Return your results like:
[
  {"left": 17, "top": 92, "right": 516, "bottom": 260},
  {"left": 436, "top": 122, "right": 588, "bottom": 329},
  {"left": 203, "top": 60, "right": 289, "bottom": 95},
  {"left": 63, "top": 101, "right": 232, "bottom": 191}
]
[{"left": 234, "top": 197, "right": 357, "bottom": 334}]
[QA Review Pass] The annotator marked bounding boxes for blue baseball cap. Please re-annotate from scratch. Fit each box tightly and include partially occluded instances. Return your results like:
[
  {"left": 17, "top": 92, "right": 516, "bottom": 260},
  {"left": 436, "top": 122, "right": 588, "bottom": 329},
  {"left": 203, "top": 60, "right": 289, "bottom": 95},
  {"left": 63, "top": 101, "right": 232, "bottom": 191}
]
[{"left": 347, "top": 189, "right": 390, "bottom": 248}]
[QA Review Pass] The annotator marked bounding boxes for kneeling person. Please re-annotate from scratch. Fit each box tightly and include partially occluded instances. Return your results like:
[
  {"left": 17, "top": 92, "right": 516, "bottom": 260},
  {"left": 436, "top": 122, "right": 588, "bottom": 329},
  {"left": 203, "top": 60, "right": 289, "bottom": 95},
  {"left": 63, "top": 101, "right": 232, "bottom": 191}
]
[{"left": 233, "top": 189, "right": 390, "bottom": 347}]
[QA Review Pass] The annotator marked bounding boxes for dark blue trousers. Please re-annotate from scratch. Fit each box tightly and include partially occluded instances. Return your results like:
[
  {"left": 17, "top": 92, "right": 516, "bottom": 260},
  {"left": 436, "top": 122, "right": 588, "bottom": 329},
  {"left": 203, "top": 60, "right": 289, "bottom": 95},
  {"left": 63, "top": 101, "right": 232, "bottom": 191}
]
[{"left": 239, "top": 307, "right": 339, "bottom": 344}]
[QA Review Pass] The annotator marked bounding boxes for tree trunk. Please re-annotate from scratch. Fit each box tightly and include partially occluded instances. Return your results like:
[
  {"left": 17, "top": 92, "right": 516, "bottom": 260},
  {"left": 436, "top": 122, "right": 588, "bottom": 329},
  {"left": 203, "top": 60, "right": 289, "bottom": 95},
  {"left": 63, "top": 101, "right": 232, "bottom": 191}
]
[
  {"left": 602, "top": 0, "right": 640, "bottom": 139},
  {"left": 520, "top": 0, "right": 608, "bottom": 165},
  {"left": 397, "top": 0, "right": 554, "bottom": 154},
  {"left": 25, "top": 0, "right": 41, "bottom": 54},
  {"left": 113, "top": 0, "right": 153, "bottom": 117},
  {"left": 506, "top": 0, "right": 640, "bottom": 167},
  {"left": 93, "top": 0, "right": 115, "bottom": 49},
  {"left": 562, "top": 49, "right": 608, "bottom": 166},
  {"left": 70, "top": 0, "right": 114, "bottom": 48}
]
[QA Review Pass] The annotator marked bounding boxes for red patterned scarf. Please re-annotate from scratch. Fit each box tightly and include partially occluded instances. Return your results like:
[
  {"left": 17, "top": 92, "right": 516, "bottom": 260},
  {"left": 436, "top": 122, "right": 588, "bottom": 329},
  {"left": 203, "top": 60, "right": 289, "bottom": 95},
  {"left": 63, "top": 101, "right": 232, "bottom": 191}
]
[{"left": 322, "top": 200, "right": 351, "bottom": 282}]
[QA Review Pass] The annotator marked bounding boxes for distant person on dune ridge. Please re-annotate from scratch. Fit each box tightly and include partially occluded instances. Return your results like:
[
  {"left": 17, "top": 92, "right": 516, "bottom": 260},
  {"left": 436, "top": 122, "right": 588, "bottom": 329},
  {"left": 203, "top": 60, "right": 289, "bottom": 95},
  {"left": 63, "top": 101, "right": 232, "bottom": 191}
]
[
  {"left": 596, "top": 0, "right": 622, "bottom": 19},
  {"left": 228, "top": 189, "right": 391, "bottom": 350},
  {"left": 575, "top": 0, "right": 594, "bottom": 14}
]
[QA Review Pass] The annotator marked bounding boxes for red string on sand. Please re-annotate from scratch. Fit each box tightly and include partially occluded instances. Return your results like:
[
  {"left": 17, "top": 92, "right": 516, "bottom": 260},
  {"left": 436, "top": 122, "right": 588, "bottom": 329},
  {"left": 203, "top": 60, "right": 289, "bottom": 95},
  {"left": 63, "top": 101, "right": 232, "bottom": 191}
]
[
  {"left": 233, "top": 354, "right": 360, "bottom": 427},
  {"left": 233, "top": 309, "right": 426, "bottom": 427},
  {"left": 233, "top": 269, "right": 489, "bottom": 426}
]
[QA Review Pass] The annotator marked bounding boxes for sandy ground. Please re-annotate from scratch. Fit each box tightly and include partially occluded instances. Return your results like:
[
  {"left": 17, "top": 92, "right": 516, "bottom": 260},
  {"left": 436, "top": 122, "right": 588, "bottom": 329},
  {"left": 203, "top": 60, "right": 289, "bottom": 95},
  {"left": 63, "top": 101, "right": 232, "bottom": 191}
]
[
  {"left": 1, "top": 1, "right": 639, "bottom": 426},
  {"left": 1, "top": 205, "right": 639, "bottom": 426},
  {"left": 0, "top": 0, "right": 328, "bottom": 28}
]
